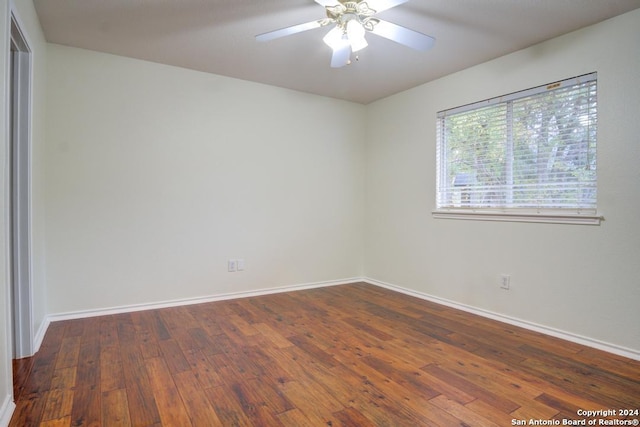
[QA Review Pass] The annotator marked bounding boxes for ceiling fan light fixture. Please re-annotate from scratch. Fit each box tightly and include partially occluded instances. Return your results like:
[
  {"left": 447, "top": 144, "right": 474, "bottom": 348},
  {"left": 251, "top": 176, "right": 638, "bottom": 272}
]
[{"left": 256, "top": 0, "right": 435, "bottom": 69}]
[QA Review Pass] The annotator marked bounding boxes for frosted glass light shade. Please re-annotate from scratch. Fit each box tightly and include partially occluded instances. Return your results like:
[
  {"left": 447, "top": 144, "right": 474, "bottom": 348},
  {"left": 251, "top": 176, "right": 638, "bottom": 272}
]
[
  {"left": 346, "top": 20, "right": 368, "bottom": 52},
  {"left": 323, "top": 27, "right": 344, "bottom": 50}
]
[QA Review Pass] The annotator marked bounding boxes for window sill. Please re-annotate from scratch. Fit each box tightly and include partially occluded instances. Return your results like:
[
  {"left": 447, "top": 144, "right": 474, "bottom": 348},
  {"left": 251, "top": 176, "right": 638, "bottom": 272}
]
[{"left": 432, "top": 209, "right": 603, "bottom": 225}]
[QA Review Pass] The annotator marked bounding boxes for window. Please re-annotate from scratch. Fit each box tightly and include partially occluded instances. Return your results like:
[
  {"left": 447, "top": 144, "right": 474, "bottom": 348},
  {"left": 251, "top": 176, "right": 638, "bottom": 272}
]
[{"left": 435, "top": 73, "right": 601, "bottom": 224}]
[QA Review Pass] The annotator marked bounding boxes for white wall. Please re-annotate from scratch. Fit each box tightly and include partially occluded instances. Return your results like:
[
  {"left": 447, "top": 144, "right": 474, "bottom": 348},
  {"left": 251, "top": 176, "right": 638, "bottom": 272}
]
[
  {"left": 365, "top": 9, "right": 640, "bottom": 353},
  {"left": 44, "top": 44, "right": 365, "bottom": 315}
]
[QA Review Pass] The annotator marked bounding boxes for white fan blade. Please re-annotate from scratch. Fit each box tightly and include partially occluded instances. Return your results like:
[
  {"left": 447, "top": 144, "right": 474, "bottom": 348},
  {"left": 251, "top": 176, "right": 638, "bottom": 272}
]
[
  {"left": 256, "top": 20, "right": 324, "bottom": 42},
  {"left": 330, "top": 44, "right": 351, "bottom": 68},
  {"left": 314, "top": 0, "right": 340, "bottom": 6},
  {"left": 367, "top": 0, "right": 409, "bottom": 13},
  {"left": 371, "top": 19, "right": 435, "bottom": 51}
]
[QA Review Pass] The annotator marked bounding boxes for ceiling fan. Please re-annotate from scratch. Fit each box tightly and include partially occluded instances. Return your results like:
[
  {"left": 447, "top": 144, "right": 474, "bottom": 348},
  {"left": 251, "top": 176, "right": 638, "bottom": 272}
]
[{"left": 256, "top": 0, "right": 435, "bottom": 68}]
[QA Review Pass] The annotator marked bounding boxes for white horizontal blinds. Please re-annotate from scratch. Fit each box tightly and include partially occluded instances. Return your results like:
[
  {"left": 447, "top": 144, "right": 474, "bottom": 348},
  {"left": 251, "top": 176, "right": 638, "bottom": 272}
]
[
  {"left": 436, "top": 73, "right": 597, "bottom": 211},
  {"left": 437, "top": 104, "right": 508, "bottom": 208},
  {"left": 511, "top": 79, "right": 597, "bottom": 208}
]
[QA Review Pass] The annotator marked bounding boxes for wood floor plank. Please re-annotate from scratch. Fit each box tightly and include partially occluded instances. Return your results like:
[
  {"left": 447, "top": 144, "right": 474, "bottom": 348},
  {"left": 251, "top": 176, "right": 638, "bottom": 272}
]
[
  {"left": 332, "top": 407, "right": 377, "bottom": 427},
  {"left": 244, "top": 376, "right": 294, "bottom": 415},
  {"left": 342, "top": 316, "right": 395, "bottom": 341},
  {"left": 573, "top": 347, "right": 640, "bottom": 378},
  {"left": 275, "top": 408, "right": 315, "bottom": 426},
  {"left": 172, "top": 369, "right": 224, "bottom": 426},
  {"left": 466, "top": 398, "right": 526, "bottom": 426},
  {"left": 63, "top": 319, "right": 85, "bottom": 339},
  {"left": 252, "top": 322, "right": 294, "bottom": 349},
  {"left": 181, "top": 348, "right": 224, "bottom": 389},
  {"left": 21, "top": 344, "right": 59, "bottom": 398},
  {"left": 230, "top": 380, "right": 285, "bottom": 426},
  {"left": 423, "top": 363, "right": 521, "bottom": 413},
  {"left": 510, "top": 399, "right": 561, "bottom": 422},
  {"left": 264, "top": 345, "right": 348, "bottom": 416},
  {"left": 50, "top": 367, "right": 76, "bottom": 391},
  {"left": 228, "top": 314, "right": 261, "bottom": 337},
  {"left": 145, "top": 357, "right": 193, "bottom": 426},
  {"left": 157, "top": 339, "right": 191, "bottom": 374},
  {"left": 430, "top": 394, "right": 504, "bottom": 427},
  {"left": 438, "top": 355, "right": 543, "bottom": 402},
  {"left": 360, "top": 355, "right": 441, "bottom": 400},
  {"left": 159, "top": 305, "right": 200, "bottom": 332},
  {"left": 69, "top": 385, "right": 101, "bottom": 427},
  {"left": 278, "top": 380, "right": 343, "bottom": 425},
  {"left": 39, "top": 417, "right": 71, "bottom": 427},
  {"left": 334, "top": 355, "right": 454, "bottom": 426},
  {"left": 75, "top": 341, "right": 100, "bottom": 389},
  {"left": 10, "top": 395, "right": 47, "bottom": 427},
  {"left": 417, "top": 363, "right": 477, "bottom": 405},
  {"left": 54, "top": 336, "right": 81, "bottom": 371},
  {"left": 210, "top": 346, "right": 265, "bottom": 382},
  {"left": 99, "top": 347, "right": 125, "bottom": 393},
  {"left": 520, "top": 343, "right": 640, "bottom": 406},
  {"left": 12, "top": 356, "right": 34, "bottom": 400},
  {"left": 119, "top": 343, "right": 162, "bottom": 426},
  {"left": 101, "top": 389, "right": 131, "bottom": 427},
  {"left": 205, "top": 385, "right": 255, "bottom": 426},
  {"left": 186, "top": 326, "right": 222, "bottom": 353},
  {"left": 98, "top": 317, "right": 119, "bottom": 348},
  {"left": 11, "top": 282, "right": 640, "bottom": 426},
  {"left": 40, "top": 389, "right": 74, "bottom": 423},
  {"left": 287, "top": 334, "right": 338, "bottom": 368}
]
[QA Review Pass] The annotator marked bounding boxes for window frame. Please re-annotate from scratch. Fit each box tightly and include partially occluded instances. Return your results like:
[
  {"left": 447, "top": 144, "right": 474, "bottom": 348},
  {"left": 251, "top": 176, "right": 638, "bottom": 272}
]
[{"left": 433, "top": 73, "right": 603, "bottom": 225}]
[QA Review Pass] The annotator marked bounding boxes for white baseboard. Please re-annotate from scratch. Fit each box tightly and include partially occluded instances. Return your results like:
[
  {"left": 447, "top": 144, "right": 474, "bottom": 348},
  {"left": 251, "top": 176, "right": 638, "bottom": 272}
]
[
  {"left": 32, "top": 316, "right": 51, "bottom": 354},
  {"left": 364, "top": 277, "right": 640, "bottom": 361},
  {"left": 0, "top": 395, "right": 15, "bottom": 427},
  {"left": 46, "top": 277, "right": 362, "bottom": 323}
]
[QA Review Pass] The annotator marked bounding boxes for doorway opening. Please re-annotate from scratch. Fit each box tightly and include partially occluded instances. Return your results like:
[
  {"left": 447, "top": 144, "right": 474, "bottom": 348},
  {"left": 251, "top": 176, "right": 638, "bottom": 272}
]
[{"left": 9, "top": 10, "right": 34, "bottom": 362}]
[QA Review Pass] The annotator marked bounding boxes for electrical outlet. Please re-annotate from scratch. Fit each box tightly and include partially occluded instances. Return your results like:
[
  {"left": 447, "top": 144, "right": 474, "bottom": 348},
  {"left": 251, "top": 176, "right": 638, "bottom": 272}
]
[
  {"left": 228, "top": 259, "right": 237, "bottom": 272},
  {"left": 500, "top": 274, "right": 511, "bottom": 290}
]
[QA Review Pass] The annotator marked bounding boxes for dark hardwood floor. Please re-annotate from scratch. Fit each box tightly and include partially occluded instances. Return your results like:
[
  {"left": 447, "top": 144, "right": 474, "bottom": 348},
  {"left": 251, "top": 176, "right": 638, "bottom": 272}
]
[{"left": 10, "top": 282, "right": 640, "bottom": 426}]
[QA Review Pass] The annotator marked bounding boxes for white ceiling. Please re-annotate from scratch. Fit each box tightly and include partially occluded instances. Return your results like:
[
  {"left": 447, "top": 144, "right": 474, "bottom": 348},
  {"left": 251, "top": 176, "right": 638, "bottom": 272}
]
[{"left": 33, "top": 0, "right": 640, "bottom": 104}]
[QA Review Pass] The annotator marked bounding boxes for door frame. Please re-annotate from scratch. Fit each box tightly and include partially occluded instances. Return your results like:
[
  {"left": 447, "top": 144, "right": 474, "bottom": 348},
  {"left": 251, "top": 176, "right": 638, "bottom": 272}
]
[{"left": 7, "top": 6, "right": 33, "bottom": 359}]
